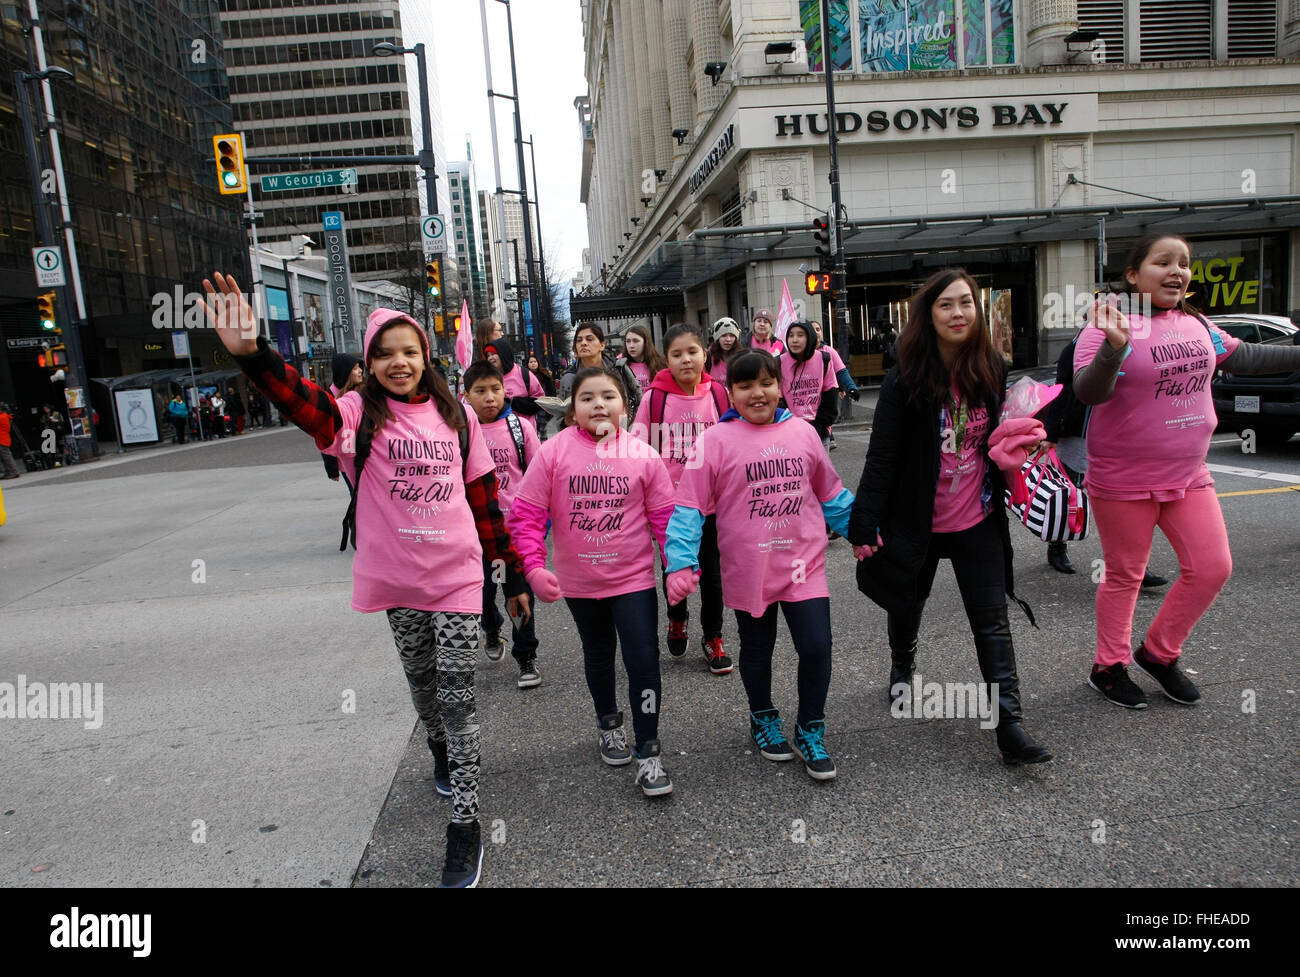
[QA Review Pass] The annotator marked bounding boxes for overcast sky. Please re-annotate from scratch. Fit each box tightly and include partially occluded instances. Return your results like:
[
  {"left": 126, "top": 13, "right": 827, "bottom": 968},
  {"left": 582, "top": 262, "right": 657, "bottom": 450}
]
[{"left": 422, "top": 0, "right": 590, "bottom": 283}]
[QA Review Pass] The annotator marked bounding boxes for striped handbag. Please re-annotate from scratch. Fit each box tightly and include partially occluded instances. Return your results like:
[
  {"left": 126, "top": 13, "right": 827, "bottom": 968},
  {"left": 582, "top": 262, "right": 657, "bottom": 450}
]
[{"left": 1004, "top": 446, "right": 1089, "bottom": 542}]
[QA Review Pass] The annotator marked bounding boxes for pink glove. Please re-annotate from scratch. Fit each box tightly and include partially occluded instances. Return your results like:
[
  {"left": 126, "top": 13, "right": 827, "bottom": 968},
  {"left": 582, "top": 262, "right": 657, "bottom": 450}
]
[
  {"left": 666, "top": 568, "right": 700, "bottom": 606},
  {"left": 525, "top": 567, "right": 562, "bottom": 603}
]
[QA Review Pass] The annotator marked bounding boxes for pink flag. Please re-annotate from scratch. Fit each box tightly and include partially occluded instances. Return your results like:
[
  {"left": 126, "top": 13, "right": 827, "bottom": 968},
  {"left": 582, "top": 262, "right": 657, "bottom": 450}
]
[
  {"left": 774, "top": 278, "right": 798, "bottom": 342},
  {"left": 455, "top": 299, "right": 474, "bottom": 370}
]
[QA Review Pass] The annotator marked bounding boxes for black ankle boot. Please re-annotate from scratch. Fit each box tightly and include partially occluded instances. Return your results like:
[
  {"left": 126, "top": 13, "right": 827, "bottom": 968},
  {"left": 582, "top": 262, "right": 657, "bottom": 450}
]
[
  {"left": 888, "top": 645, "right": 916, "bottom": 704},
  {"left": 969, "top": 604, "right": 1052, "bottom": 765},
  {"left": 1047, "top": 541, "right": 1075, "bottom": 574}
]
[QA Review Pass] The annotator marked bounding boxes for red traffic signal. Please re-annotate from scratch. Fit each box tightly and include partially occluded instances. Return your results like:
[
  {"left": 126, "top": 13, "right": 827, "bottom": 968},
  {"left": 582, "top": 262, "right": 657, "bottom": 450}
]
[
  {"left": 812, "top": 215, "right": 831, "bottom": 258},
  {"left": 805, "top": 271, "right": 833, "bottom": 295}
]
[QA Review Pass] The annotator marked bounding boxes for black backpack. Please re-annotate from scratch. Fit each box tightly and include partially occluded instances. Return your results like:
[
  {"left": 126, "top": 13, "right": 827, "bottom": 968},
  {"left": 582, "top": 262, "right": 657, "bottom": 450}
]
[{"left": 339, "top": 402, "right": 471, "bottom": 551}]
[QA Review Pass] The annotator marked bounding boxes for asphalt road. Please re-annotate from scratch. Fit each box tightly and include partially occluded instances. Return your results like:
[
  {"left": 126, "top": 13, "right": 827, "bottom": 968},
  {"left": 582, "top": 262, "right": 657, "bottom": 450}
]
[{"left": 2, "top": 423, "right": 1296, "bottom": 886}]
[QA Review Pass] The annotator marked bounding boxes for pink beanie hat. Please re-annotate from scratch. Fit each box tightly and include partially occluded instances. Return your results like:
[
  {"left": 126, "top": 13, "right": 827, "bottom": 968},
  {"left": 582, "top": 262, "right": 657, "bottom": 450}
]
[{"left": 363, "top": 308, "right": 431, "bottom": 367}]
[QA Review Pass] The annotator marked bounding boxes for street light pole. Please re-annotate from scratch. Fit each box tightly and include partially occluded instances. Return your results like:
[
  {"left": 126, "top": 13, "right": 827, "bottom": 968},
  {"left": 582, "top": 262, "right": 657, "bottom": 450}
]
[
  {"left": 521, "top": 135, "right": 551, "bottom": 360},
  {"left": 509, "top": 238, "right": 526, "bottom": 347},
  {"left": 820, "top": 0, "right": 853, "bottom": 420}
]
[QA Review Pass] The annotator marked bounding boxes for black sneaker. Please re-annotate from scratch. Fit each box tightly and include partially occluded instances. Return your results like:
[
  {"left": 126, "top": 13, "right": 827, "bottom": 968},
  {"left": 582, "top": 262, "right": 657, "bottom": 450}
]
[
  {"left": 793, "top": 721, "right": 836, "bottom": 781},
  {"left": 666, "top": 619, "right": 688, "bottom": 658},
  {"left": 427, "top": 735, "right": 452, "bottom": 798},
  {"left": 1088, "top": 663, "right": 1149, "bottom": 709},
  {"left": 702, "top": 635, "right": 733, "bottom": 674},
  {"left": 598, "top": 722, "right": 633, "bottom": 766},
  {"left": 749, "top": 708, "right": 794, "bottom": 761},
  {"left": 1133, "top": 643, "right": 1201, "bottom": 704},
  {"left": 516, "top": 657, "right": 541, "bottom": 689},
  {"left": 440, "top": 821, "right": 483, "bottom": 888},
  {"left": 1140, "top": 570, "right": 1169, "bottom": 590},
  {"left": 483, "top": 629, "right": 505, "bottom": 662}
]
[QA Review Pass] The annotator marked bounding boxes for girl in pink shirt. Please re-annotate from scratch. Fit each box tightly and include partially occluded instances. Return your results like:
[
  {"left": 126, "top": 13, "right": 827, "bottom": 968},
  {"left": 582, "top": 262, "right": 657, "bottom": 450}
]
[
  {"left": 1074, "top": 234, "right": 1300, "bottom": 709},
  {"left": 631, "top": 322, "right": 731, "bottom": 674},
  {"left": 707, "top": 317, "right": 743, "bottom": 388},
  {"left": 201, "top": 274, "right": 530, "bottom": 889},
  {"left": 776, "top": 320, "right": 840, "bottom": 441},
  {"left": 621, "top": 323, "right": 666, "bottom": 393},
  {"left": 668, "top": 350, "right": 853, "bottom": 780},
  {"left": 848, "top": 268, "right": 1051, "bottom": 767},
  {"left": 508, "top": 366, "right": 678, "bottom": 798}
]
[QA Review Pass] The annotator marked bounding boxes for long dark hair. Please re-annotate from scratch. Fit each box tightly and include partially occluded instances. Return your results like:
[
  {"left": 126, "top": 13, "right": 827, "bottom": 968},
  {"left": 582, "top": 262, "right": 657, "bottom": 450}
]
[
  {"left": 707, "top": 334, "right": 742, "bottom": 372},
  {"left": 624, "top": 324, "right": 666, "bottom": 378},
  {"left": 1121, "top": 233, "right": 1196, "bottom": 314},
  {"left": 360, "top": 321, "right": 465, "bottom": 436},
  {"left": 896, "top": 268, "right": 1002, "bottom": 406}
]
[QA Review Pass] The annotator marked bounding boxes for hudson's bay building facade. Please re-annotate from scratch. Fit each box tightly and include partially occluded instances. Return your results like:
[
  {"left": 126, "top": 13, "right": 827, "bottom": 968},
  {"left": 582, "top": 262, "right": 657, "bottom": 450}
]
[{"left": 575, "top": 0, "right": 1300, "bottom": 378}]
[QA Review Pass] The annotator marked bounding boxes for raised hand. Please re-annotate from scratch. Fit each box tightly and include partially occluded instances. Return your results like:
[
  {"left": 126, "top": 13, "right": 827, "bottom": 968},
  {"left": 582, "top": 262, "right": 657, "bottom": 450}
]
[
  {"left": 1089, "top": 296, "right": 1130, "bottom": 351},
  {"left": 200, "top": 271, "right": 259, "bottom": 356}
]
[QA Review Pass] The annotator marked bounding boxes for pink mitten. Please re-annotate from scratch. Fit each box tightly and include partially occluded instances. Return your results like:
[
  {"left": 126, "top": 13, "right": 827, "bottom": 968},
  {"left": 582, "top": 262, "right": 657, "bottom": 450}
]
[
  {"left": 988, "top": 417, "right": 1046, "bottom": 472},
  {"left": 666, "top": 568, "right": 700, "bottom": 606},
  {"left": 525, "top": 567, "right": 562, "bottom": 603}
]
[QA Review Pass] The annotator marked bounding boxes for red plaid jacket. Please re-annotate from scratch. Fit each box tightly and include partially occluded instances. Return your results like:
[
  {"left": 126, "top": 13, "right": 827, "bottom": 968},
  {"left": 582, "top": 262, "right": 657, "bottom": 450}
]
[{"left": 235, "top": 337, "right": 526, "bottom": 596}]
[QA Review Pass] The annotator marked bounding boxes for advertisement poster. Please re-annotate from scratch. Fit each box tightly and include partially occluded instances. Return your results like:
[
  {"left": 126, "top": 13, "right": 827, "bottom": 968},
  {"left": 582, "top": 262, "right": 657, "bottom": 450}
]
[
  {"left": 860, "top": 0, "right": 956, "bottom": 72},
  {"left": 802, "top": 0, "right": 852, "bottom": 71},
  {"left": 114, "top": 388, "right": 159, "bottom": 445},
  {"left": 304, "top": 292, "right": 324, "bottom": 343},
  {"left": 989, "top": 288, "right": 1014, "bottom": 364}
]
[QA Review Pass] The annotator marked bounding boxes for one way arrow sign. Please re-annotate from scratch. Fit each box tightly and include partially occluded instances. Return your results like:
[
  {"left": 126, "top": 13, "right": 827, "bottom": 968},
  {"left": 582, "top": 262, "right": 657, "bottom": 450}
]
[{"left": 33, "top": 246, "right": 66, "bottom": 287}]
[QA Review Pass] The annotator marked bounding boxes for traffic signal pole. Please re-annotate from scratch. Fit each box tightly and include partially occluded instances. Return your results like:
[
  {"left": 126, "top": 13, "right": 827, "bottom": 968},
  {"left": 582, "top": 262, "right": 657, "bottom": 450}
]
[{"left": 820, "top": 0, "right": 853, "bottom": 420}]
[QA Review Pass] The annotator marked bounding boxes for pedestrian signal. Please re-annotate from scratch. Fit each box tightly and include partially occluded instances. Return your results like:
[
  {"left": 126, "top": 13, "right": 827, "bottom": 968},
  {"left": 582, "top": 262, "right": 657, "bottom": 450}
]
[{"left": 213, "top": 133, "right": 247, "bottom": 195}]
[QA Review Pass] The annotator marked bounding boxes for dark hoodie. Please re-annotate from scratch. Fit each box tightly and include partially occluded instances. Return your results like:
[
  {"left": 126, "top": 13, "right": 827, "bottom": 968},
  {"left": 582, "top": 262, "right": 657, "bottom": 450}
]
[
  {"left": 780, "top": 321, "right": 838, "bottom": 439},
  {"left": 330, "top": 354, "right": 362, "bottom": 396},
  {"left": 484, "top": 335, "right": 541, "bottom": 417}
]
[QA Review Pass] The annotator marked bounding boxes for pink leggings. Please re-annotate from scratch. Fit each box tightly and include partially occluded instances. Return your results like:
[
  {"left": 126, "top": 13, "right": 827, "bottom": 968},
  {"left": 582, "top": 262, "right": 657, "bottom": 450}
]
[{"left": 1091, "top": 486, "right": 1232, "bottom": 667}]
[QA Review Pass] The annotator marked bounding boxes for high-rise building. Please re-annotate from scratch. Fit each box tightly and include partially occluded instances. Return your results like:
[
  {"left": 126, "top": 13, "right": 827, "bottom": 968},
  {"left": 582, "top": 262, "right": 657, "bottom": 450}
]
[
  {"left": 448, "top": 153, "right": 489, "bottom": 323},
  {"left": 477, "top": 189, "right": 499, "bottom": 319},
  {"left": 219, "top": 0, "right": 449, "bottom": 286},
  {"left": 485, "top": 190, "right": 542, "bottom": 323},
  {"left": 0, "top": 0, "right": 245, "bottom": 432}
]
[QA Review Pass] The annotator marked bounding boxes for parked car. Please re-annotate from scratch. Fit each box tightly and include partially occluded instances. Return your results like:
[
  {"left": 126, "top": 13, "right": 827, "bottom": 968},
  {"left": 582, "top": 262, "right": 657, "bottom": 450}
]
[{"left": 1211, "top": 316, "right": 1300, "bottom": 447}]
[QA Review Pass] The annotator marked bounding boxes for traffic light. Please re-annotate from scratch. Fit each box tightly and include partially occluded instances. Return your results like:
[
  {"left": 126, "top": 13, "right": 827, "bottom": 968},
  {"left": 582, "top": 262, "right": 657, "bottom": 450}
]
[
  {"left": 812, "top": 215, "right": 831, "bottom": 259},
  {"left": 453, "top": 314, "right": 462, "bottom": 332},
  {"left": 212, "top": 133, "right": 247, "bottom": 195},
  {"left": 37, "top": 343, "right": 66, "bottom": 368},
  {"left": 38, "top": 292, "right": 56, "bottom": 330},
  {"left": 426, "top": 260, "right": 441, "bottom": 298},
  {"left": 805, "top": 271, "right": 833, "bottom": 296}
]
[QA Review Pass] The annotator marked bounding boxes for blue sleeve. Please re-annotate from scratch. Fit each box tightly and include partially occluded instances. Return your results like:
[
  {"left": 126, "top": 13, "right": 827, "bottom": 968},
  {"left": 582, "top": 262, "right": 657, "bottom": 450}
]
[
  {"left": 665, "top": 505, "right": 705, "bottom": 573},
  {"left": 820, "top": 487, "right": 855, "bottom": 536},
  {"left": 835, "top": 367, "right": 858, "bottom": 393}
]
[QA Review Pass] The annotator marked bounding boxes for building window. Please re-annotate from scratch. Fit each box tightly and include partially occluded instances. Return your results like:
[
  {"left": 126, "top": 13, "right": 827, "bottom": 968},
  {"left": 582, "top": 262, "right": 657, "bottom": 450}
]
[
  {"left": 1078, "top": 0, "right": 1277, "bottom": 62},
  {"left": 1138, "top": 0, "right": 1212, "bottom": 61},
  {"left": 802, "top": 0, "right": 1015, "bottom": 72},
  {"left": 1226, "top": 0, "right": 1277, "bottom": 58}
]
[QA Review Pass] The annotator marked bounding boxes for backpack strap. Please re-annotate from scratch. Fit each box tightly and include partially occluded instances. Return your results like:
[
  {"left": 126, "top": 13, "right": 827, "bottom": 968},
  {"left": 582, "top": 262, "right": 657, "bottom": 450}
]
[
  {"left": 710, "top": 379, "right": 728, "bottom": 417},
  {"left": 505, "top": 411, "right": 526, "bottom": 470},
  {"left": 339, "top": 409, "right": 376, "bottom": 552},
  {"left": 1190, "top": 310, "right": 1229, "bottom": 356},
  {"left": 648, "top": 387, "right": 666, "bottom": 456},
  {"left": 457, "top": 403, "right": 470, "bottom": 480}
]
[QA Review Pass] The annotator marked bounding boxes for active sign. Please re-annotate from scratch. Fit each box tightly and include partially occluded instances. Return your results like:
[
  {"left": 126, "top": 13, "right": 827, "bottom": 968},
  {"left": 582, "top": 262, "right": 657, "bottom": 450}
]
[
  {"left": 32, "top": 246, "right": 66, "bottom": 287},
  {"left": 421, "top": 215, "right": 447, "bottom": 254},
  {"left": 260, "top": 169, "right": 357, "bottom": 192}
]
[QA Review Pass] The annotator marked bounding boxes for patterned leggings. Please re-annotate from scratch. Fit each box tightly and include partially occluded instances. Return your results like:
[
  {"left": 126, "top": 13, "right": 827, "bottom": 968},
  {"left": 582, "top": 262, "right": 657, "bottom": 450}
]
[{"left": 385, "top": 608, "right": 482, "bottom": 824}]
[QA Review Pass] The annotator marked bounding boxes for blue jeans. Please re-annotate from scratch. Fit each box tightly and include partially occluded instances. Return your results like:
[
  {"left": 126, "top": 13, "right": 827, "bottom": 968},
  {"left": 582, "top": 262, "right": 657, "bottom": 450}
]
[
  {"left": 734, "top": 597, "right": 832, "bottom": 729},
  {"left": 564, "top": 587, "right": 661, "bottom": 751},
  {"left": 481, "top": 557, "right": 538, "bottom": 663}
]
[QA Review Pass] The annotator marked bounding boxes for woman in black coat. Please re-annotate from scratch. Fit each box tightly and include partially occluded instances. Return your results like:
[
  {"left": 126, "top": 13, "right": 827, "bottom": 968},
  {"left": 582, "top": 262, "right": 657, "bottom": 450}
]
[{"left": 848, "top": 268, "right": 1051, "bottom": 766}]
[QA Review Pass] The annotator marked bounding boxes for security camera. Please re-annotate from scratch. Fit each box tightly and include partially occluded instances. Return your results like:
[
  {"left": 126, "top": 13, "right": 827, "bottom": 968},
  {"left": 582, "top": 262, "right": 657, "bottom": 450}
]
[
  {"left": 749, "top": 260, "right": 758, "bottom": 269},
  {"left": 798, "top": 262, "right": 809, "bottom": 275}
]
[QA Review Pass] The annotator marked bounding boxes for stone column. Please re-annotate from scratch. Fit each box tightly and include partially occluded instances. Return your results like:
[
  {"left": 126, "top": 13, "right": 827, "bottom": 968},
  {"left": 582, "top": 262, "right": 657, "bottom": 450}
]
[
  {"left": 665, "top": 0, "right": 694, "bottom": 168},
  {"left": 629, "top": 0, "right": 656, "bottom": 199},
  {"left": 1283, "top": 0, "right": 1300, "bottom": 58},
  {"left": 644, "top": 0, "right": 672, "bottom": 175},
  {"left": 618, "top": 0, "right": 644, "bottom": 221},
  {"left": 1024, "top": 0, "right": 1078, "bottom": 68},
  {"left": 691, "top": 0, "right": 725, "bottom": 127}
]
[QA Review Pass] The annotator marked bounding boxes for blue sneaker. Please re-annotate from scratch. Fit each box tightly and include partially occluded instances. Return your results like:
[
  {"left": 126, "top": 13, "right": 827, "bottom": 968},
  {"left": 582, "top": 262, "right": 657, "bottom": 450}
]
[
  {"left": 427, "top": 736, "right": 452, "bottom": 798},
  {"left": 749, "top": 708, "right": 794, "bottom": 762},
  {"left": 793, "top": 721, "right": 836, "bottom": 781}
]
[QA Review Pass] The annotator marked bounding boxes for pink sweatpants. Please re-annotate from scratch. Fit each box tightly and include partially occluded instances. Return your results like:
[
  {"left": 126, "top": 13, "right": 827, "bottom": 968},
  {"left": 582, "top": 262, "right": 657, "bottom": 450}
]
[{"left": 1091, "top": 486, "right": 1233, "bottom": 667}]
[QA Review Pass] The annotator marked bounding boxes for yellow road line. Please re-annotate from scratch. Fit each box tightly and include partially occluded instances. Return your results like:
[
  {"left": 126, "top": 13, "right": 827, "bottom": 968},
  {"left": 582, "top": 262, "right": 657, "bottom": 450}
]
[{"left": 1217, "top": 485, "right": 1300, "bottom": 498}]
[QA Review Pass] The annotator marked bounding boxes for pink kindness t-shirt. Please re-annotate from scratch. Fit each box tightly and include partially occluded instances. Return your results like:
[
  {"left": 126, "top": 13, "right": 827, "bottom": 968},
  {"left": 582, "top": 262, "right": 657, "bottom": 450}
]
[
  {"left": 676, "top": 417, "right": 844, "bottom": 616},
  {"left": 931, "top": 390, "right": 991, "bottom": 534},
  {"left": 1074, "top": 309, "right": 1240, "bottom": 500},
  {"left": 323, "top": 393, "right": 494, "bottom": 614},
  {"left": 480, "top": 412, "right": 541, "bottom": 514},
  {"left": 627, "top": 360, "right": 651, "bottom": 391},
  {"left": 512, "top": 425, "right": 675, "bottom": 599},
  {"left": 502, "top": 365, "right": 545, "bottom": 430},
  {"left": 630, "top": 384, "right": 725, "bottom": 487},
  {"left": 779, "top": 352, "right": 837, "bottom": 421},
  {"left": 825, "top": 346, "right": 846, "bottom": 373}
]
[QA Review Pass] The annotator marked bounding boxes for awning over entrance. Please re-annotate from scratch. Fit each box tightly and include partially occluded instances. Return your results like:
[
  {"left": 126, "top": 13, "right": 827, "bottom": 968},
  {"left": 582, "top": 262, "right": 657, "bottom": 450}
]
[
  {"left": 568, "top": 287, "right": 686, "bottom": 322},
  {"left": 620, "top": 195, "right": 1300, "bottom": 292}
]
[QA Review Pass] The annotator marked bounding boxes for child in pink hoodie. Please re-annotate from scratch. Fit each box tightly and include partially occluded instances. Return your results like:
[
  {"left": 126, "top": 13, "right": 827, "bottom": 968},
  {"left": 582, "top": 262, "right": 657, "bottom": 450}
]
[
  {"left": 508, "top": 365, "right": 678, "bottom": 798},
  {"left": 631, "top": 322, "right": 731, "bottom": 674}
]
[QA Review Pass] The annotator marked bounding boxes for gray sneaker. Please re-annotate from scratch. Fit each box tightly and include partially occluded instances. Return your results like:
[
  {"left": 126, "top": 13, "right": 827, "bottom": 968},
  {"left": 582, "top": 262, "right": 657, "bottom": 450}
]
[
  {"left": 483, "top": 628, "right": 505, "bottom": 662},
  {"left": 517, "top": 658, "right": 541, "bottom": 689},
  {"left": 598, "top": 725, "right": 632, "bottom": 766},
  {"left": 634, "top": 740, "right": 673, "bottom": 797}
]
